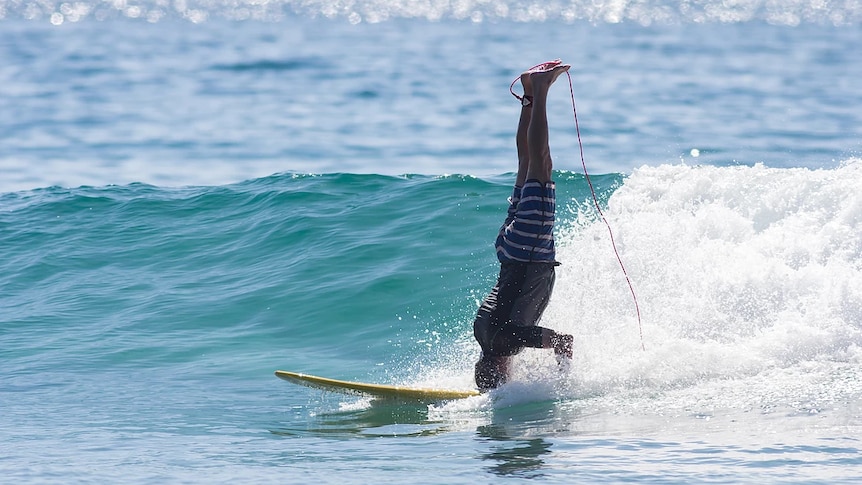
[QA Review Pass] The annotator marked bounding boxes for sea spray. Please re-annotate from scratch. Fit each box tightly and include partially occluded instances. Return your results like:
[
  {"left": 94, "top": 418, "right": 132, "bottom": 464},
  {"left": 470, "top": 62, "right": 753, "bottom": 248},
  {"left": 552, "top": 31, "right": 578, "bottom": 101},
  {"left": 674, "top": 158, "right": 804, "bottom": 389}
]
[{"left": 533, "top": 162, "right": 862, "bottom": 403}]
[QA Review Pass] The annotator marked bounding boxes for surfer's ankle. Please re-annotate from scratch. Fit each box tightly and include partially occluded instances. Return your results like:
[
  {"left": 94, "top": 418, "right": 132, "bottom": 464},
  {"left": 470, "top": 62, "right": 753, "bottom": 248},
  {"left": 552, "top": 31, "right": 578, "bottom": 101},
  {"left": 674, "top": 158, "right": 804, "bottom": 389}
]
[{"left": 520, "top": 72, "right": 533, "bottom": 98}]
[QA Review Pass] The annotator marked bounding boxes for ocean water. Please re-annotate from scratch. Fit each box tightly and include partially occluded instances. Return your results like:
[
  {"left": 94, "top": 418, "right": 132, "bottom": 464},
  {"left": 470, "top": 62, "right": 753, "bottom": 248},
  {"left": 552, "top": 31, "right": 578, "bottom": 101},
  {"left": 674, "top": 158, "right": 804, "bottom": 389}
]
[{"left": 3, "top": 1, "right": 862, "bottom": 483}]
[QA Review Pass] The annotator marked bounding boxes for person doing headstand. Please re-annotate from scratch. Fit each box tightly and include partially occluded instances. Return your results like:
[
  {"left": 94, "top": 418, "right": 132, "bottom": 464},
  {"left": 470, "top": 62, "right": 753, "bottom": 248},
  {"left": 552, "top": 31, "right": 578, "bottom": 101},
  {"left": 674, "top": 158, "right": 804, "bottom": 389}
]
[{"left": 473, "top": 60, "right": 574, "bottom": 391}]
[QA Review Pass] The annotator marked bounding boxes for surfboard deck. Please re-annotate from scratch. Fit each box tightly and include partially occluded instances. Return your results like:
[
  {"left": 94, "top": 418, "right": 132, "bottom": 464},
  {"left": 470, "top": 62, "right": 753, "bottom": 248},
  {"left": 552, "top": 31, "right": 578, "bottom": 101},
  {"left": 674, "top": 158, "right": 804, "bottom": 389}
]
[{"left": 275, "top": 370, "right": 481, "bottom": 401}]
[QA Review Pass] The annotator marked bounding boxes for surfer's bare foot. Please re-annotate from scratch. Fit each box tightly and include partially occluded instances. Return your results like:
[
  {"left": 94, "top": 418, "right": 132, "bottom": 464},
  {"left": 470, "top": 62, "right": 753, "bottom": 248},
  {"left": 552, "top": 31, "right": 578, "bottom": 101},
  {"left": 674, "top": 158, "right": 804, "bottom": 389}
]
[
  {"left": 530, "top": 63, "right": 570, "bottom": 93},
  {"left": 528, "top": 59, "right": 562, "bottom": 73},
  {"left": 520, "top": 59, "right": 562, "bottom": 96}
]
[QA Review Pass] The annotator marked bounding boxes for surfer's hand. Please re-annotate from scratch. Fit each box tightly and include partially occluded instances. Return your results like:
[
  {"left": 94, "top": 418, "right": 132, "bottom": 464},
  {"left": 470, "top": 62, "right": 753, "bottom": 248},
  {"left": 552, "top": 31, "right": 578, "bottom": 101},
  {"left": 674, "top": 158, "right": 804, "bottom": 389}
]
[{"left": 551, "top": 332, "right": 573, "bottom": 359}]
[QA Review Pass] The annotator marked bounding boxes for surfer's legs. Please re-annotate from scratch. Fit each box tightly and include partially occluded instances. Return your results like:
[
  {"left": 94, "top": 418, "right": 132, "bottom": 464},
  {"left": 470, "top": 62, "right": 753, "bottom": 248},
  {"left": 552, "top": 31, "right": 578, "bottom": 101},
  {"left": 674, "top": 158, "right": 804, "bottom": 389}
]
[
  {"left": 526, "top": 64, "right": 570, "bottom": 184},
  {"left": 514, "top": 60, "right": 561, "bottom": 186},
  {"left": 514, "top": 73, "right": 533, "bottom": 188}
]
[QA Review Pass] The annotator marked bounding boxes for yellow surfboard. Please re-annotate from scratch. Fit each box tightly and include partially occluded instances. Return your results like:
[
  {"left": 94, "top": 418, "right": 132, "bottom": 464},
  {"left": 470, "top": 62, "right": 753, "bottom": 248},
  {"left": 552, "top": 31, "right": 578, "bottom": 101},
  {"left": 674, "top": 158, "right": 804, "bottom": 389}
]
[{"left": 275, "top": 370, "right": 481, "bottom": 401}]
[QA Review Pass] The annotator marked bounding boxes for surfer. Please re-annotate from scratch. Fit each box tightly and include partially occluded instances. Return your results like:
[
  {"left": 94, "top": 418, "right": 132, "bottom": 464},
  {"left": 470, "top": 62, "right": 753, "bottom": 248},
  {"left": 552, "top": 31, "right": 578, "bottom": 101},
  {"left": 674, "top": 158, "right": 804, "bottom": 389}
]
[{"left": 473, "top": 60, "right": 574, "bottom": 391}]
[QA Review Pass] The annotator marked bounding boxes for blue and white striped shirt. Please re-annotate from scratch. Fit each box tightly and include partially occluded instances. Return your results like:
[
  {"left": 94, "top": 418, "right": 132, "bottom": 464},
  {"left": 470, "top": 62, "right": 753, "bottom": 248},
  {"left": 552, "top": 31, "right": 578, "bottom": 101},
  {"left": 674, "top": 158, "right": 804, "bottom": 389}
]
[{"left": 495, "top": 180, "right": 557, "bottom": 263}]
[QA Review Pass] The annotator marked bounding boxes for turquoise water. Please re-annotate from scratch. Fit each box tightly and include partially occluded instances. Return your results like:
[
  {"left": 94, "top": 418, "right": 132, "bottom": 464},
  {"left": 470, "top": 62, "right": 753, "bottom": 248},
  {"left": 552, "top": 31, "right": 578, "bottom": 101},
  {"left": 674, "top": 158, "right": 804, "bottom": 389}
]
[
  {"left": 5, "top": 167, "right": 862, "bottom": 483},
  {"left": 3, "top": 1, "right": 862, "bottom": 483}
]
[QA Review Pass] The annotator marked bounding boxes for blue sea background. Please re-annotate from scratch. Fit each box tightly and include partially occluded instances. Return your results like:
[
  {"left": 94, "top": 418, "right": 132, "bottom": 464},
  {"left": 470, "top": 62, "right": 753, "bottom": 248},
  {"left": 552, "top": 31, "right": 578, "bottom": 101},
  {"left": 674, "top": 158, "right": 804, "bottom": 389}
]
[{"left": 2, "top": 1, "right": 862, "bottom": 483}]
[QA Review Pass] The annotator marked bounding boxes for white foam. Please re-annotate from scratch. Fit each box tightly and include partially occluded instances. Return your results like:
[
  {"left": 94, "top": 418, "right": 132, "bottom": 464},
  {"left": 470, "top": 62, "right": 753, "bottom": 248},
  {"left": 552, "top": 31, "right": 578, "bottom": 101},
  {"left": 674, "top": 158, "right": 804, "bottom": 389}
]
[{"left": 533, "top": 161, "right": 862, "bottom": 407}]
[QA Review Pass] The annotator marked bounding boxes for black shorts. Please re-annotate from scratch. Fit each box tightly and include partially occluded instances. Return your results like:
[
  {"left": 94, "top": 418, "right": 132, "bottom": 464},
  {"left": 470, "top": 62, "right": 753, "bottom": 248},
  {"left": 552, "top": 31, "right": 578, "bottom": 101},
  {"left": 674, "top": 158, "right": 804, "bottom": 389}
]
[{"left": 472, "top": 261, "right": 556, "bottom": 357}]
